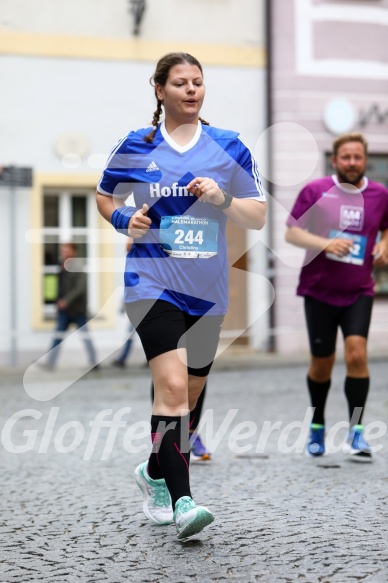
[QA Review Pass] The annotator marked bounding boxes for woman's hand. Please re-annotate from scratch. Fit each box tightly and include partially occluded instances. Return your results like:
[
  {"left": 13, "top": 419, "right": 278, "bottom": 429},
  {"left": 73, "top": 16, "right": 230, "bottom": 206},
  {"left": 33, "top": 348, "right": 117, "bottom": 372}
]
[
  {"left": 186, "top": 177, "right": 225, "bottom": 206},
  {"left": 128, "top": 204, "right": 151, "bottom": 238},
  {"left": 187, "top": 177, "right": 266, "bottom": 230}
]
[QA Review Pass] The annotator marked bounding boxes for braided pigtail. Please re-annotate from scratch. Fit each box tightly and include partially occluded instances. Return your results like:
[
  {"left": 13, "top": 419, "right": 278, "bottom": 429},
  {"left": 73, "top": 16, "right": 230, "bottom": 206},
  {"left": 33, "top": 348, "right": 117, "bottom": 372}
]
[
  {"left": 144, "top": 100, "right": 163, "bottom": 143},
  {"left": 199, "top": 116, "right": 210, "bottom": 126}
]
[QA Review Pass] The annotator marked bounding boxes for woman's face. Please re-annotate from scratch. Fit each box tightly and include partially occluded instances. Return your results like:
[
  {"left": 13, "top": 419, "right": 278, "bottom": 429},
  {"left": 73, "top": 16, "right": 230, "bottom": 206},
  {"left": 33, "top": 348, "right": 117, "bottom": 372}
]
[{"left": 156, "top": 63, "right": 205, "bottom": 125}]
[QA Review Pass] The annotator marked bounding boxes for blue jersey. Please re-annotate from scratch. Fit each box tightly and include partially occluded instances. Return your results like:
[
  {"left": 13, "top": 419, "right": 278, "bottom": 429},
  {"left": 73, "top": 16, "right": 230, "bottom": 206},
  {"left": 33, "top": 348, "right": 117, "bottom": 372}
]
[{"left": 98, "top": 121, "right": 265, "bottom": 316}]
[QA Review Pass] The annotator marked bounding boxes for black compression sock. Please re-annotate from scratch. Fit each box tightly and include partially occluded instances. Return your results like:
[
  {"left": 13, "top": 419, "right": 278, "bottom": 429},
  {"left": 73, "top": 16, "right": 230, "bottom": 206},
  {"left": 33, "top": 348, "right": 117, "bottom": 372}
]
[
  {"left": 307, "top": 376, "right": 331, "bottom": 425},
  {"left": 148, "top": 415, "right": 164, "bottom": 480},
  {"left": 344, "top": 376, "right": 369, "bottom": 426},
  {"left": 148, "top": 414, "right": 191, "bottom": 509},
  {"left": 189, "top": 382, "right": 207, "bottom": 433}
]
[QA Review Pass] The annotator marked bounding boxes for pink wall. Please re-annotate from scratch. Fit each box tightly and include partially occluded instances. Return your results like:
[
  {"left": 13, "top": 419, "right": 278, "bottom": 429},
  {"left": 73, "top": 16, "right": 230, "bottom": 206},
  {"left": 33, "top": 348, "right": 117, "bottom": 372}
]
[{"left": 271, "top": 0, "right": 388, "bottom": 354}]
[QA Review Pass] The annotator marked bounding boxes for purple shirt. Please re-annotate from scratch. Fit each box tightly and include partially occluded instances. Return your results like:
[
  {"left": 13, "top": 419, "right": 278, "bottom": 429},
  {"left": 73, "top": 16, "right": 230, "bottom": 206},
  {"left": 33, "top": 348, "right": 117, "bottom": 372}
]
[{"left": 287, "top": 175, "right": 388, "bottom": 306}]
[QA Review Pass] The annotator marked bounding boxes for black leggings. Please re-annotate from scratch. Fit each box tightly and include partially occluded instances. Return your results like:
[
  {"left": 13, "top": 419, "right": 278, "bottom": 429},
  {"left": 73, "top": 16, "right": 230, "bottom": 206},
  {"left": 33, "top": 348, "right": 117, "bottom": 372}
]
[
  {"left": 125, "top": 299, "right": 223, "bottom": 376},
  {"left": 304, "top": 295, "right": 373, "bottom": 358}
]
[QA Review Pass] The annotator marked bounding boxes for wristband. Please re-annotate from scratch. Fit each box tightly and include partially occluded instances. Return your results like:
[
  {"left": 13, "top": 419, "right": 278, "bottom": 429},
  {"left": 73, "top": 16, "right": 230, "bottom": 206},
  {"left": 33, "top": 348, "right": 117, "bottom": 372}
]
[
  {"left": 211, "top": 189, "right": 233, "bottom": 210},
  {"left": 111, "top": 207, "right": 136, "bottom": 235}
]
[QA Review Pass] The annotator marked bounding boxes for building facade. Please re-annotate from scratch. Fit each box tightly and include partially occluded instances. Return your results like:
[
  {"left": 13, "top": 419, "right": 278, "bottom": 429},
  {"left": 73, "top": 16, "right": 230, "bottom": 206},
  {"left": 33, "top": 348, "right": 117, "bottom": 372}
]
[
  {"left": 0, "top": 0, "right": 269, "bottom": 367},
  {"left": 270, "top": 0, "right": 388, "bottom": 355}
]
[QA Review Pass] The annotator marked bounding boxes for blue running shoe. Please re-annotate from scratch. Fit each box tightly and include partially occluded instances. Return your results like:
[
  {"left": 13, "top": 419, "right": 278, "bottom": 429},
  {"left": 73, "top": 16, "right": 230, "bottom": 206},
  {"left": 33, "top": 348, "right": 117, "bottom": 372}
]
[
  {"left": 306, "top": 424, "right": 325, "bottom": 457},
  {"left": 173, "top": 496, "right": 214, "bottom": 540},
  {"left": 190, "top": 433, "right": 211, "bottom": 462},
  {"left": 344, "top": 426, "right": 372, "bottom": 462}
]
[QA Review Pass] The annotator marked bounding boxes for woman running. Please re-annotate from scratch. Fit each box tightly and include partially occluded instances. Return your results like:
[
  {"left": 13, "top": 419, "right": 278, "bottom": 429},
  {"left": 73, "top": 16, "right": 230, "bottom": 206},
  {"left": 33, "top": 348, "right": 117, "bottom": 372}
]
[{"left": 96, "top": 52, "right": 266, "bottom": 539}]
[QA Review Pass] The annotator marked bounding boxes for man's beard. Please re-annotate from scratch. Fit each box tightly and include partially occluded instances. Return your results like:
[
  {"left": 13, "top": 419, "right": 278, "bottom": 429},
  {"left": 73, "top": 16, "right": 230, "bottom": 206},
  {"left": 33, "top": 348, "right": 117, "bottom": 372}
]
[{"left": 336, "top": 168, "right": 365, "bottom": 187}]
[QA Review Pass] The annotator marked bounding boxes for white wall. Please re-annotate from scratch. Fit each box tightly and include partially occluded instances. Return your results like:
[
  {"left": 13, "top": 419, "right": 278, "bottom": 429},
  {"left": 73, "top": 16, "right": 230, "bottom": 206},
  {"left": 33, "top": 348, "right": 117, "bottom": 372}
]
[
  {"left": 0, "top": 57, "right": 266, "bottom": 172},
  {"left": 0, "top": 0, "right": 268, "bottom": 364},
  {"left": 0, "top": 0, "right": 265, "bottom": 44},
  {"left": 0, "top": 54, "right": 268, "bottom": 362}
]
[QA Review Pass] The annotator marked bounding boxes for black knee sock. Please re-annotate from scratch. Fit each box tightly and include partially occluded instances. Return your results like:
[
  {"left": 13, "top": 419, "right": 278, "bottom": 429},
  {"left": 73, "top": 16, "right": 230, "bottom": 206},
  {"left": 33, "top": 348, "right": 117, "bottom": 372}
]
[
  {"left": 344, "top": 376, "right": 369, "bottom": 426},
  {"left": 189, "top": 382, "right": 207, "bottom": 433},
  {"left": 307, "top": 376, "right": 331, "bottom": 425},
  {"left": 147, "top": 417, "right": 164, "bottom": 480},
  {"left": 148, "top": 414, "right": 191, "bottom": 509}
]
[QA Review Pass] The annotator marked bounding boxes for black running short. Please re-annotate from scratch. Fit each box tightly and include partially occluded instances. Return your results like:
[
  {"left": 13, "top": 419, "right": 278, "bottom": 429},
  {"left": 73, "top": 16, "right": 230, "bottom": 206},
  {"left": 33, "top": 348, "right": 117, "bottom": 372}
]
[
  {"left": 125, "top": 299, "right": 224, "bottom": 377},
  {"left": 304, "top": 295, "right": 373, "bottom": 358}
]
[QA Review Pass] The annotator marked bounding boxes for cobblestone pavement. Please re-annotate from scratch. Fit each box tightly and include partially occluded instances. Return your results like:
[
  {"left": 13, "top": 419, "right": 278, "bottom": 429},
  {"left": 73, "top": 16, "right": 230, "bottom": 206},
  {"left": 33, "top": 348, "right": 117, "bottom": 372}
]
[{"left": 1, "top": 360, "right": 388, "bottom": 583}]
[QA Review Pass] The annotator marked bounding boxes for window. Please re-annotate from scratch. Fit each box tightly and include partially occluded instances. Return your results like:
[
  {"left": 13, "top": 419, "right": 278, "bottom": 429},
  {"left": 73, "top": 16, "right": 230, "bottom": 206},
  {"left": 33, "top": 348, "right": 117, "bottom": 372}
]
[{"left": 42, "top": 189, "right": 98, "bottom": 319}]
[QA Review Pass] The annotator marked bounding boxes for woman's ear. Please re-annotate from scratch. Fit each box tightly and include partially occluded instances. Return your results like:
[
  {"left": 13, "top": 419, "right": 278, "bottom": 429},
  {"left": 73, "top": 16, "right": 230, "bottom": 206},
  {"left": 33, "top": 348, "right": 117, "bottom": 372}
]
[{"left": 155, "top": 84, "right": 164, "bottom": 102}]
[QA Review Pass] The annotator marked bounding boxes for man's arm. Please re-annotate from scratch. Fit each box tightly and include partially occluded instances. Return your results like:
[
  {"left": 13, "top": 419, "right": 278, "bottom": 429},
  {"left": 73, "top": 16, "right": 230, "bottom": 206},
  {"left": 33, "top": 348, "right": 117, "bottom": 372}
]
[
  {"left": 373, "top": 229, "right": 388, "bottom": 266},
  {"left": 285, "top": 226, "right": 354, "bottom": 257}
]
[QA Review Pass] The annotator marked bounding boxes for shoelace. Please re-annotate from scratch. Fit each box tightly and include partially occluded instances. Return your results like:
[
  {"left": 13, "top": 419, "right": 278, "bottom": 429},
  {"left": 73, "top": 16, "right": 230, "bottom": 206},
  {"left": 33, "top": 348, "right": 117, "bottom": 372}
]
[
  {"left": 150, "top": 483, "right": 171, "bottom": 508},
  {"left": 176, "top": 498, "right": 195, "bottom": 516}
]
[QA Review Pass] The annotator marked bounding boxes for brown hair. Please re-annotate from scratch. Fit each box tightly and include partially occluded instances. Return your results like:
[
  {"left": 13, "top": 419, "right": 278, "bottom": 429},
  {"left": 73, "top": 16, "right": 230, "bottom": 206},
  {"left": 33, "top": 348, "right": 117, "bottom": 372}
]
[
  {"left": 144, "top": 52, "right": 209, "bottom": 143},
  {"left": 332, "top": 133, "right": 368, "bottom": 157}
]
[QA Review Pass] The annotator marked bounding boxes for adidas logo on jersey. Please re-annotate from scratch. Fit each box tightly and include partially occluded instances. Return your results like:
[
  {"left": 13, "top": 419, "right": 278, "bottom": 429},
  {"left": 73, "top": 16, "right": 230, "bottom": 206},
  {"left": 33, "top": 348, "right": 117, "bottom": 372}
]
[{"left": 146, "top": 161, "right": 160, "bottom": 172}]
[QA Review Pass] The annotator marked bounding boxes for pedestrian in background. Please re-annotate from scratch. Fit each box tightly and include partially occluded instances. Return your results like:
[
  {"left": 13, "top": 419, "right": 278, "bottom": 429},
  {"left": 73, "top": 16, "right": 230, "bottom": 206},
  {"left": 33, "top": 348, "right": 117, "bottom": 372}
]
[
  {"left": 285, "top": 133, "right": 388, "bottom": 460},
  {"left": 44, "top": 242, "right": 99, "bottom": 371},
  {"left": 97, "top": 52, "right": 266, "bottom": 539}
]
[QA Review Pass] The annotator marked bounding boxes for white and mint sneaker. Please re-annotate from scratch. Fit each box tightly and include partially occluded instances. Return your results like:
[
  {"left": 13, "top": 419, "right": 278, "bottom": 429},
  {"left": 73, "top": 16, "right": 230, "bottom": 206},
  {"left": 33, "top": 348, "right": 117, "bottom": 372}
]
[
  {"left": 173, "top": 496, "right": 214, "bottom": 540},
  {"left": 134, "top": 462, "right": 173, "bottom": 525}
]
